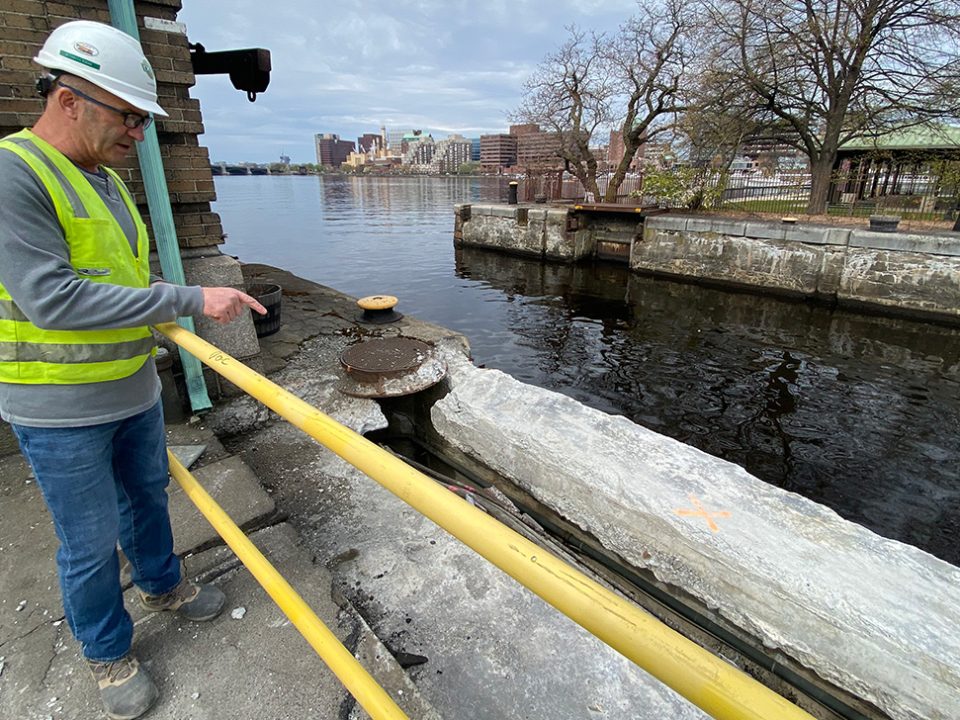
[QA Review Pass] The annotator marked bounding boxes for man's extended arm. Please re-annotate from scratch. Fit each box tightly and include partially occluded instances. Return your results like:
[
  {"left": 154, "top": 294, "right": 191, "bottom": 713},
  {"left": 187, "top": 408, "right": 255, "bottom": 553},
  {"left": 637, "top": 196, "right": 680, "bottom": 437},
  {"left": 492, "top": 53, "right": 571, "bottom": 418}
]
[{"left": 0, "top": 153, "right": 263, "bottom": 328}]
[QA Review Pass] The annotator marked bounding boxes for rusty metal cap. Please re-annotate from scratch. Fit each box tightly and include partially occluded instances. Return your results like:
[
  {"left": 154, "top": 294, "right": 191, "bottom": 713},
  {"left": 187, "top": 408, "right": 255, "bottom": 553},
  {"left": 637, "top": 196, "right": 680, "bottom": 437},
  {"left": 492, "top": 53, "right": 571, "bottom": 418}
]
[{"left": 338, "top": 337, "right": 446, "bottom": 398}]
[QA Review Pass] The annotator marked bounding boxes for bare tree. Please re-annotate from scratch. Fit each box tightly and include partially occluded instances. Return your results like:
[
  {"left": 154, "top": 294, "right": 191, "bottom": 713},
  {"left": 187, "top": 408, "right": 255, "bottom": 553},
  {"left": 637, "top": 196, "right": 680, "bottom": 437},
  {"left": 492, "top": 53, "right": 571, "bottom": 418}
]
[
  {"left": 512, "top": 0, "right": 700, "bottom": 202},
  {"left": 701, "top": 0, "right": 960, "bottom": 213},
  {"left": 667, "top": 63, "right": 768, "bottom": 209},
  {"left": 679, "top": 62, "right": 764, "bottom": 171},
  {"left": 601, "top": 0, "right": 700, "bottom": 202},
  {"left": 512, "top": 27, "right": 610, "bottom": 199}
]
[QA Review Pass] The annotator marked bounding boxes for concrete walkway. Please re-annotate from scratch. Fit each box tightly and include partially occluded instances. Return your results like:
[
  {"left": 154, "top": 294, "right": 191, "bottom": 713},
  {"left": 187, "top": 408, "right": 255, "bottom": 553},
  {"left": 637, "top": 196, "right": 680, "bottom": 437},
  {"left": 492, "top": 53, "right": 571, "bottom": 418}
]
[{"left": 0, "top": 421, "right": 438, "bottom": 720}]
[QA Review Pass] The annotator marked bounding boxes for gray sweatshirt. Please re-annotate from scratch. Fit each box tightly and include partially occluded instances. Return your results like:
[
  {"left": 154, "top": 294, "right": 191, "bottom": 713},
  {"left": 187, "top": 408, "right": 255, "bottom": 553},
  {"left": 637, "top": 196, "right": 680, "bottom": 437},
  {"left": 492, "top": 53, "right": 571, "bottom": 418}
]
[{"left": 0, "top": 143, "right": 205, "bottom": 427}]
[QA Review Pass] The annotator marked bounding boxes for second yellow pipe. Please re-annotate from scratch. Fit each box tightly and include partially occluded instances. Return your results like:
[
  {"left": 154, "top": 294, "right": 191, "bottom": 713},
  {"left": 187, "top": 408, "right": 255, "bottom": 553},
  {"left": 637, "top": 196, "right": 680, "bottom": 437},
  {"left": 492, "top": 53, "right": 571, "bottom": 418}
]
[{"left": 166, "top": 450, "right": 409, "bottom": 720}]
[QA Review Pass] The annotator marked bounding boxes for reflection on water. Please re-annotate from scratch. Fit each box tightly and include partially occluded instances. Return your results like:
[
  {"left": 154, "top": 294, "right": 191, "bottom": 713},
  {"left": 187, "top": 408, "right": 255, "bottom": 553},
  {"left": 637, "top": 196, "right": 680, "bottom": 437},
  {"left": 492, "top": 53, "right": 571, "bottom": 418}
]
[{"left": 215, "top": 175, "right": 960, "bottom": 565}]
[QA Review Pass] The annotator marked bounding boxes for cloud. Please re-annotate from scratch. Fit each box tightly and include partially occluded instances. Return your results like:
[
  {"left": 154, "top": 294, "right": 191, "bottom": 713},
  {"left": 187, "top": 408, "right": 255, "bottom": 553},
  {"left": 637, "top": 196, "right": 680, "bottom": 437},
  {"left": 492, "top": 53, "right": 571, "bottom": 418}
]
[{"left": 179, "top": 0, "right": 639, "bottom": 162}]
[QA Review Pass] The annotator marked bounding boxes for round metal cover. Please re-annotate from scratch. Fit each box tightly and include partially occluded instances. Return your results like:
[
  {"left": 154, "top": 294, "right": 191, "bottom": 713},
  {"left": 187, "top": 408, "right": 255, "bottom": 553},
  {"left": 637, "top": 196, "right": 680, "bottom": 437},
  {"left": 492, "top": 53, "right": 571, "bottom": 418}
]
[
  {"left": 341, "top": 337, "right": 429, "bottom": 377},
  {"left": 338, "top": 337, "right": 447, "bottom": 398}
]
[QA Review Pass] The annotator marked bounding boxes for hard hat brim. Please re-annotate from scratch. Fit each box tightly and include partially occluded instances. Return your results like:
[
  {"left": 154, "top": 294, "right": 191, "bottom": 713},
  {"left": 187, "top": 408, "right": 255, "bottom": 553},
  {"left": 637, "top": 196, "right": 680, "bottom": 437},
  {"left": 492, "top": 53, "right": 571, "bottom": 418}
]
[{"left": 108, "top": 87, "right": 168, "bottom": 117}]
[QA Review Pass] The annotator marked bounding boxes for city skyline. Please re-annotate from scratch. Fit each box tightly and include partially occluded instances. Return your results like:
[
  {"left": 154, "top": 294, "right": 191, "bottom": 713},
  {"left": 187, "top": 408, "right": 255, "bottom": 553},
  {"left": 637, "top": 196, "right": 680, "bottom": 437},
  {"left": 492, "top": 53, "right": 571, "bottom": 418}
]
[{"left": 178, "top": 0, "right": 639, "bottom": 163}]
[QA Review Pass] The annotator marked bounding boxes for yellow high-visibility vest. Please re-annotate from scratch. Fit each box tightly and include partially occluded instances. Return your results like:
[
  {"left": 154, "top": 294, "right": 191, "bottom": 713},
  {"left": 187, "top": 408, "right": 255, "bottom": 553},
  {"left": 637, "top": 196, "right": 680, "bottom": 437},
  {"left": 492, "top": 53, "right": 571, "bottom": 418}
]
[{"left": 0, "top": 129, "right": 155, "bottom": 384}]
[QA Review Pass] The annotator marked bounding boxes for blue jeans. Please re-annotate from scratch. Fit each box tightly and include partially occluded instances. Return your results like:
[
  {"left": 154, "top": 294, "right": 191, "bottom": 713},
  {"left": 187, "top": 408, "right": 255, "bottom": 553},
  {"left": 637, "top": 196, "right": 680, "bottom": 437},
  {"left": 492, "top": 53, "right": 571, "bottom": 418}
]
[{"left": 12, "top": 401, "right": 181, "bottom": 662}]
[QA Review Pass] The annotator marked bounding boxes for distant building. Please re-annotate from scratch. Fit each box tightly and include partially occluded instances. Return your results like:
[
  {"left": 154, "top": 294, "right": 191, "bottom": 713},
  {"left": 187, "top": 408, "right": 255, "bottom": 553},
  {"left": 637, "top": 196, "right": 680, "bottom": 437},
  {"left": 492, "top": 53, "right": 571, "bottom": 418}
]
[
  {"left": 639, "top": 142, "right": 672, "bottom": 169},
  {"left": 403, "top": 133, "right": 435, "bottom": 168},
  {"left": 591, "top": 145, "right": 609, "bottom": 171},
  {"left": 509, "top": 123, "right": 540, "bottom": 137},
  {"left": 517, "top": 130, "right": 562, "bottom": 170},
  {"left": 387, "top": 129, "right": 410, "bottom": 151},
  {"left": 739, "top": 131, "right": 806, "bottom": 171},
  {"left": 470, "top": 137, "right": 481, "bottom": 162},
  {"left": 315, "top": 133, "right": 355, "bottom": 167},
  {"left": 343, "top": 150, "right": 367, "bottom": 168},
  {"left": 357, "top": 133, "right": 382, "bottom": 154},
  {"left": 480, "top": 134, "right": 517, "bottom": 171},
  {"left": 607, "top": 130, "right": 641, "bottom": 171},
  {"left": 429, "top": 135, "right": 473, "bottom": 173},
  {"left": 279, "top": 154, "right": 291, "bottom": 165},
  {"left": 729, "top": 156, "right": 758, "bottom": 173}
]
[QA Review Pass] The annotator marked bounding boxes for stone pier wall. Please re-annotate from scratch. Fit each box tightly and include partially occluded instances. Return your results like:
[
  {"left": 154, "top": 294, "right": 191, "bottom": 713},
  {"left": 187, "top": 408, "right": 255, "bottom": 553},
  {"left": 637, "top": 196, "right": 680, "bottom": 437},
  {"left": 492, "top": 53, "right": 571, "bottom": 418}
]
[
  {"left": 455, "top": 203, "right": 960, "bottom": 323},
  {"left": 430, "top": 349, "right": 960, "bottom": 720},
  {"left": 455, "top": 204, "right": 594, "bottom": 261},
  {"left": 640, "top": 216, "right": 960, "bottom": 319}
]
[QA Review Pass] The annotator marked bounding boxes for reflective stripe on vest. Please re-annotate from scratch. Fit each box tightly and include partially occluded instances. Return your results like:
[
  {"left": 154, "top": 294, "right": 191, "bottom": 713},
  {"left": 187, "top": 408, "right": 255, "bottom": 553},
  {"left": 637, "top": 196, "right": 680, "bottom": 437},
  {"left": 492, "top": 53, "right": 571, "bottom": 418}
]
[
  {"left": 0, "top": 336, "right": 156, "bottom": 364},
  {"left": 0, "top": 129, "right": 155, "bottom": 385}
]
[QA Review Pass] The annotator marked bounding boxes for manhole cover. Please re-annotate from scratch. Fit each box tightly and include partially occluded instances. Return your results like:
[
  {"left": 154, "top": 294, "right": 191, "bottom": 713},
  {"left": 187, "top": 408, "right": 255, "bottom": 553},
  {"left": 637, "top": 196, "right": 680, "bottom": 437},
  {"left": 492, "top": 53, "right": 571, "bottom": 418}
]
[
  {"left": 340, "top": 337, "right": 431, "bottom": 378},
  {"left": 338, "top": 337, "right": 447, "bottom": 398}
]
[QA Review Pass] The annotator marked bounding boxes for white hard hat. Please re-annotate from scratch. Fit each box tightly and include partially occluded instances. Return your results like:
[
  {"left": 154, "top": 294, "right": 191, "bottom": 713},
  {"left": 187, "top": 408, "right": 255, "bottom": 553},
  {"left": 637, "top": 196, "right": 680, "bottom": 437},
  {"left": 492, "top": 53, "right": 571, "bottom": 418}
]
[{"left": 34, "top": 20, "right": 167, "bottom": 117}]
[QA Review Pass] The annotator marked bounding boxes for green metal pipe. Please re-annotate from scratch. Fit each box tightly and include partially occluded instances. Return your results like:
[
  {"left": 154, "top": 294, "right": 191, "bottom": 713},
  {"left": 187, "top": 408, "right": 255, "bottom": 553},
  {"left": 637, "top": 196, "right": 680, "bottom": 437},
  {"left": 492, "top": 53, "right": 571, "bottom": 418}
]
[{"left": 108, "top": 0, "right": 211, "bottom": 412}]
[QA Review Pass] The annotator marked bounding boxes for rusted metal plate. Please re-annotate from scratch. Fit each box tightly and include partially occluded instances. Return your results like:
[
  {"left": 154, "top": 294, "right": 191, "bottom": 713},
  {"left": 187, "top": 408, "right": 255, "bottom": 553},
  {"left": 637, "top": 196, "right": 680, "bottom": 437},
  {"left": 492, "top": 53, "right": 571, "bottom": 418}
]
[
  {"left": 596, "top": 240, "right": 631, "bottom": 262},
  {"left": 338, "top": 337, "right": 447, "bottom": 398}
]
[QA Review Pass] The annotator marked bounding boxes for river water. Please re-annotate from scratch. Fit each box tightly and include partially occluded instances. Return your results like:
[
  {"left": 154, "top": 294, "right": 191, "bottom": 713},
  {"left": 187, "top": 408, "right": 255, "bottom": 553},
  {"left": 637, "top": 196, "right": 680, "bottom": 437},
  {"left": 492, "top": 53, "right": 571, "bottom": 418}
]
[{"left": 213, "top": 174, "right": 960, "bottom": 566}]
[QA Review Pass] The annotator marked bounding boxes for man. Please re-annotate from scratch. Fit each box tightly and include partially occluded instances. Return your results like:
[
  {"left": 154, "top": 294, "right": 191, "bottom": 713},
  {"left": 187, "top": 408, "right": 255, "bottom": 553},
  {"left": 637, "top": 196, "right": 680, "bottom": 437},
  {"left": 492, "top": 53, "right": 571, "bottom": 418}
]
[{"left": 0, "top": 20, "right": 266, "bottom": 720}]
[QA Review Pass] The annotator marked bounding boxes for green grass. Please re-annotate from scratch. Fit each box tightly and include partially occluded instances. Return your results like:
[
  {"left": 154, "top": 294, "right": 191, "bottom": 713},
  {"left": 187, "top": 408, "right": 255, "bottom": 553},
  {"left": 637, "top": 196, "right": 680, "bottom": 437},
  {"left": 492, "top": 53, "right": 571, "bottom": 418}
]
[
  {"left": 719, "top": 198, "right": 948, "bottom": 221},
  {"left": 725, "top": 199, "right": 808, "bottom": 213}
]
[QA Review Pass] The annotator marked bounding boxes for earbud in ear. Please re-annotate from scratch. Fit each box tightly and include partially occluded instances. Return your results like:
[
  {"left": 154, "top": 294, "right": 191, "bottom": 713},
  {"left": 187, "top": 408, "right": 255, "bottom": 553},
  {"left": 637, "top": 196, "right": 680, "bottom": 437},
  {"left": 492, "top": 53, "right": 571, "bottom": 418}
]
[{"left": 36, "top": 75, "right": 54, "bottom": 98}]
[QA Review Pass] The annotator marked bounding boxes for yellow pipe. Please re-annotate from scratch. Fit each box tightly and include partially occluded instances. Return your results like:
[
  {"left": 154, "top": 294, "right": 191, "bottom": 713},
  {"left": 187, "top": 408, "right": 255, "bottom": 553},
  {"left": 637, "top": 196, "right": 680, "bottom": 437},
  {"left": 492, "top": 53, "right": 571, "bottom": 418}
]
[
  {"left": 166, "top": 450, "right": 409, "bottom": 720},
  {"left": 156, "top": 322, "right": 816, "bottom": 720}
]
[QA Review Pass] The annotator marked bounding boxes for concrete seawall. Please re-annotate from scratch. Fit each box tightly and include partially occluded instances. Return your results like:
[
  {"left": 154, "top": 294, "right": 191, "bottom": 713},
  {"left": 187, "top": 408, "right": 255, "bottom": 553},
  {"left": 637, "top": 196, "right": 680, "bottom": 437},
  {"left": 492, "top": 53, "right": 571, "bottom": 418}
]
[
  {"left": 430, "top": 349, "right": 960, "bottom": 720},
  {"left": 454, "top": 204, "right": 960, "bottom": 323}
]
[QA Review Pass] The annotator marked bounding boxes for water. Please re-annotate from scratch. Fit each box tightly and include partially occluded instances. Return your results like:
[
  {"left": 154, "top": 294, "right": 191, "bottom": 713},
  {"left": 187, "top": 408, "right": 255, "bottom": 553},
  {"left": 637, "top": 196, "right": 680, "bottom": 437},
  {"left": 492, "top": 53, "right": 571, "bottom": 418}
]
[{"left": 214, "top": 174, "right": 960, "bottom": 565}]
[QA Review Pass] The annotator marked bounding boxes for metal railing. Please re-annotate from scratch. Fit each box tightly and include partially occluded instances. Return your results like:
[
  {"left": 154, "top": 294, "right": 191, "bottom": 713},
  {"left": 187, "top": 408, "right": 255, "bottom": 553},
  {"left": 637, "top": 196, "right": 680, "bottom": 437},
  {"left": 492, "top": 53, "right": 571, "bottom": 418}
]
[
  {"left": 156, "top": 321, "right": 817, "bottom": 720},
  {"left": 518, "top": 169, "right": 959, "bottom": 221}
]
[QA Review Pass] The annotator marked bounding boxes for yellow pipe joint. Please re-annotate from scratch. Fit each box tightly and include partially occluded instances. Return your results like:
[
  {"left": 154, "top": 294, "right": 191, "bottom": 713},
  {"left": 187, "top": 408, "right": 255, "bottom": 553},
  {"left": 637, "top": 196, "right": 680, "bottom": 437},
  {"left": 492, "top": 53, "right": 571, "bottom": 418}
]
[{"left": 156, "top": 321, "right": 816, "bottom": 720}]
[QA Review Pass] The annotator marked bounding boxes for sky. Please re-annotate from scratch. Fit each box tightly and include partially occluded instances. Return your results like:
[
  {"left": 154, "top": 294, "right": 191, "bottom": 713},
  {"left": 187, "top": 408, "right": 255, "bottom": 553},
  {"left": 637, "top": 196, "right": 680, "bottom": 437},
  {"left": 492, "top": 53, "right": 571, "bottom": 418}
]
[{"left": 176, "top": 0, "right": 640, "bottom": 164}]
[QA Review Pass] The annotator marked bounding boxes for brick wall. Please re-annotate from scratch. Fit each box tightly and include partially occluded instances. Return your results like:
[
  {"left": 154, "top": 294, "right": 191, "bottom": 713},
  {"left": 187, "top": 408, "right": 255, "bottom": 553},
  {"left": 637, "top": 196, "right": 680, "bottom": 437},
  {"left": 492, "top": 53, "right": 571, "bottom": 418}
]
[
  {"left": 0, "top": 0, "right": 225, "bottom": 249},
  {"left": 0, "top": 0, "right": 262, "bottom": 451}
]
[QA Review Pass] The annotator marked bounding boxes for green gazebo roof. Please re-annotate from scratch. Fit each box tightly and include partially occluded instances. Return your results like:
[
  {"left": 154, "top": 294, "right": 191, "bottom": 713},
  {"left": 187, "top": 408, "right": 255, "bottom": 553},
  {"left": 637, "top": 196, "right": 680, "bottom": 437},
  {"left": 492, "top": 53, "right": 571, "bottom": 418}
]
[{"left": 841, "top": 125, "right": 960, "bottom": 151}]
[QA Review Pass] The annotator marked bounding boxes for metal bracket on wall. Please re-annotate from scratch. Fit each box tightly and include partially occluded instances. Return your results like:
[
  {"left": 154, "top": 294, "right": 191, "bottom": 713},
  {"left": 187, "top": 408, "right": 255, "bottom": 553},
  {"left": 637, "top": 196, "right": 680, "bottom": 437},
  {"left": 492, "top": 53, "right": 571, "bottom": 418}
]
[{"left": 190, "top": 44, "right": 272, "bottom": 102}]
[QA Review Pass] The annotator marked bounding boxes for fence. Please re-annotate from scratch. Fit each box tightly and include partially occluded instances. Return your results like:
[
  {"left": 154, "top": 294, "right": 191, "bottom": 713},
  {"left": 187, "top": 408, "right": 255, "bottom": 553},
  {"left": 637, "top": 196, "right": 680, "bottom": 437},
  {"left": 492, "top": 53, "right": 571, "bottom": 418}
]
[
  {"left": 715, "top": 174, "right": 812, "bottom": 215},
  {"left": 518, "top": 169, "right": 958, "bottom": 222},
  {"left": 517, "top": 173, "right": 645, "bottom": 204}
]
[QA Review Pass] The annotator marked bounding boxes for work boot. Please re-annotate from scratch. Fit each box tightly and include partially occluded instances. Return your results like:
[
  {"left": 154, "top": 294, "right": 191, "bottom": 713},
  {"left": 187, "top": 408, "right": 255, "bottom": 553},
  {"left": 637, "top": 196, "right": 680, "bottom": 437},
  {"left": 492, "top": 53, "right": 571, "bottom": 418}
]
[
  {"left": 87, "top": 655, "right": 158, "bottom": 720},
  {"left": 138, "top": 578, "right": 225, "bottom": 622}
]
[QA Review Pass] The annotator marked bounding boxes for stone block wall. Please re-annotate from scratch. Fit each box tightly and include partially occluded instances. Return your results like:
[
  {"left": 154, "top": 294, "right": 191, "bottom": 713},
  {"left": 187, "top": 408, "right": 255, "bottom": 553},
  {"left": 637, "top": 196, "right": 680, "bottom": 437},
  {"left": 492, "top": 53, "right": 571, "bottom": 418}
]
[
  {"left": 0, "top": 0, "right": 262, "bottom": 452},
  {"left": 637, "top": 218, "right": 846, "bottom": 299},
  {"left": 456, "top": 204, "right": 594, "bottom": 261},
  {"left": 640, "top": 216, "right": 960, "bottom": 321},
  {"left": 455, "top": 204, "right": 960, "bottom": 324}
]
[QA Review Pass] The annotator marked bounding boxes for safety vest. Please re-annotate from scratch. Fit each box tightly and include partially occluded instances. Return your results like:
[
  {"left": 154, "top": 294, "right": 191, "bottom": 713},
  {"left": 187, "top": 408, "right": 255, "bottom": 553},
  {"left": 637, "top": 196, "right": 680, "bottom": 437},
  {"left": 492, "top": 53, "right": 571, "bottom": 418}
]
[{"left": 0, "top": 129, "right": 155, "bottom": 384}]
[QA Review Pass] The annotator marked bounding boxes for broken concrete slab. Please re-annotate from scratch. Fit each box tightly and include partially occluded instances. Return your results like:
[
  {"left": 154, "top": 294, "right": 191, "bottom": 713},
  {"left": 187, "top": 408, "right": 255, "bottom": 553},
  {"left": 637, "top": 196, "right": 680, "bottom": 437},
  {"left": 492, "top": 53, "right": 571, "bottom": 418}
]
[
  {"left": 431, "top": 351, "right": 960, "bottom": 720},
  {"left": 167, "top": 444, "right": 207, "bottom": 470},
  {"left": 134, "top": 523, "right": 440, "bottom": 720},
  {"left": 167, "top": 455, "right": 275, "bottom": 556},
  {"left": 3, "top": 521, "right": 439, "bottom": 720},
  {"left": 163, "top": 421, "right": 230, "bottom": 467}
]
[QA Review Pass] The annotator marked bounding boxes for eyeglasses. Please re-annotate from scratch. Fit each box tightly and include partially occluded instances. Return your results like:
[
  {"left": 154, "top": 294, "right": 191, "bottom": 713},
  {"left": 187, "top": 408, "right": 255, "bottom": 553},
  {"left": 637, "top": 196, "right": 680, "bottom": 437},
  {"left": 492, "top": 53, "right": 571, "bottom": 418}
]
[{"left": 58, "top": 82, "right": 153, "bottom": 130}]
